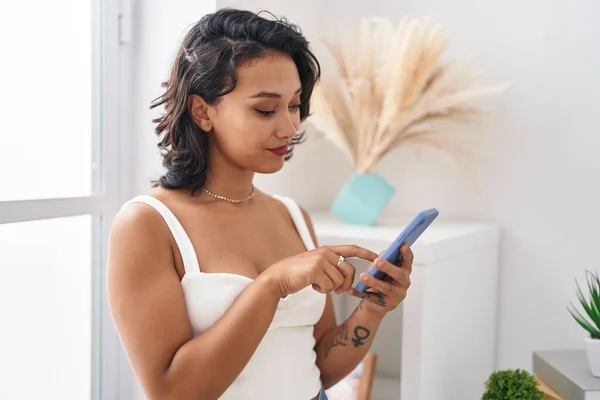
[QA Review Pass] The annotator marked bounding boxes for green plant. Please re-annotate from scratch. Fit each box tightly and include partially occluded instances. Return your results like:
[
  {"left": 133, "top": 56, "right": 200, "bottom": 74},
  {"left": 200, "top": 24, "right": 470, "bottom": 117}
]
[
  {"left": 568, "top": 270, "right": 600, "bottom": 339},
  {"left": 481, "top": 369, "right": 543, "bottom": 400}
]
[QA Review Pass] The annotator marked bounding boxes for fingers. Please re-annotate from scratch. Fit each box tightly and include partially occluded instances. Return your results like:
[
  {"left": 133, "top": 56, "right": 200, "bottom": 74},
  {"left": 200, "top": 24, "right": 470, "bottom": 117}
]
[
  {"left": 328, "top": 245, "right": 378, "bottom": 263},
  {"left": 319, "top": 247, "right": 357, "bottom": 294},
  {"left": 357, "top": 272, "right": 398, "bottom": 296},
  {"left": 370, "top": 257, "right": 407, "bottom": 283},
  {"left": 321, "top": 260, "right": 346, "bottom": 293},
  {"left": 398, "top": 244, "right": 414, "bottom": 273},
  {"left": 312, "top": 268, "right": 335, "bottom": 294},
  {"left": 335, "top": 261, "right": 355, "bottom": 294}
]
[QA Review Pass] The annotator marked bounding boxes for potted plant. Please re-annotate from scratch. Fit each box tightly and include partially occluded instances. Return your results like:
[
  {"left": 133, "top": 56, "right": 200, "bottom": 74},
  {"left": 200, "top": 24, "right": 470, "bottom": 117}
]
[
  {"left": 309, "top": 16, "right": 509, "bottom": 225},
  {"left": 567, "top": 270, "right": 600, "bottom": 377},
  {"left": 481, "top": 369, "right": 543, "bottom": 400}
]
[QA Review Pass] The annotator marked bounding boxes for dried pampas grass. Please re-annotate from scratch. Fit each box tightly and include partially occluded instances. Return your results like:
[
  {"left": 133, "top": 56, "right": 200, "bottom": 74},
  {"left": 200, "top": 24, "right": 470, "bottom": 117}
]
[{"left": 309, "top": 16, "right": 509, "bottom": 173}]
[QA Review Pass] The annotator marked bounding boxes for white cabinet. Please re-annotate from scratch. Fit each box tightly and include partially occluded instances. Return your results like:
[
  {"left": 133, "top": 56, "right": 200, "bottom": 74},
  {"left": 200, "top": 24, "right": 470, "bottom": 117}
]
[{"left": 311, "top": 212, "right": 500, "bottom": 400}]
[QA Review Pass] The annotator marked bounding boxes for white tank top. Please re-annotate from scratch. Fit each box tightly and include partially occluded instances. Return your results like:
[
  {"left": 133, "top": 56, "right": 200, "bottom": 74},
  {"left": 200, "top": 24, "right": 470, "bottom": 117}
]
[{"left": 123, "top": 194, "right": 327, "bottom": 400}]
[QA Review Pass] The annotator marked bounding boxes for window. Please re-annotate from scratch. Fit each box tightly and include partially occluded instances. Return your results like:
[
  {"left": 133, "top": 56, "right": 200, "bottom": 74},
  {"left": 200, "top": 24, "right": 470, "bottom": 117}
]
[
  {"left": 0, "top": 1, "right": 130, "bottom": 399},
  {"left": 0, "top": 216, "right": 93, "bottom": 399},
  {"left": 0, "top": 1, "right": 94, "bottom": 202}
]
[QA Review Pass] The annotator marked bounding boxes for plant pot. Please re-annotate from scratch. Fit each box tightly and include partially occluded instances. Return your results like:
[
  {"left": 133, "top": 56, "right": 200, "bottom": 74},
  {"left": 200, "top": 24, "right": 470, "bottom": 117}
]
[
  {"left": 585, "top": 335, "right": 600, "bottom": 377},
  {"left": 331, "top": 172, "right": 395, "bottom": 226}
]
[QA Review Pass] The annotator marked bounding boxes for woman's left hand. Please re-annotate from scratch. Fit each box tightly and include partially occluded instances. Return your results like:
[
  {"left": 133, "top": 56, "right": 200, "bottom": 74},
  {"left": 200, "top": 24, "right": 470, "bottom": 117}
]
[{"left": 348, "top": 244, "right": 413, "bottom": 316}]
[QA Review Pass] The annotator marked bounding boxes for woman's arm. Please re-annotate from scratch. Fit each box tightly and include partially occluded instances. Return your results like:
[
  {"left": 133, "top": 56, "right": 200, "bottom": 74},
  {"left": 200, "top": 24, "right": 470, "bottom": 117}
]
[
  {"left": 301, "top": 207, "right": 384, "bottom": 387},
  {"left": 315, "top": 261, "right": 412, "bottom": 388},
  {"left": 314, "top": 299, "right": 385, "bottom": 388},
  {"left": 302, "top": 207, "right": 412, "bottom": 388},
  {"left": 106, "top": 204, "right": 282, "bottom": 400}
]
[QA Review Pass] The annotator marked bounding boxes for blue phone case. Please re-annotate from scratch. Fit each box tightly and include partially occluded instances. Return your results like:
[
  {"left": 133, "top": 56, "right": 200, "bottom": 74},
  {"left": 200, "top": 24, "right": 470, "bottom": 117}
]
[{"left": 354, "top": 208, "right": 439, "bottom": 293}]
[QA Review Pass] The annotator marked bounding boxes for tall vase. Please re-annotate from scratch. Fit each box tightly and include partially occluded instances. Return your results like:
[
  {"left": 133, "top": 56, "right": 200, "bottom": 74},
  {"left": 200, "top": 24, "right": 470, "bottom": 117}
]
[{"left": 330, "top": 172, "right": 395, "bottom": 226}]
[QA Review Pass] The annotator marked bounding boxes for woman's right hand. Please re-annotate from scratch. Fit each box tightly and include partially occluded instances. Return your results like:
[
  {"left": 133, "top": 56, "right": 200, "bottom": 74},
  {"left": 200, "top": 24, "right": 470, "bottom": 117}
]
[{"left": 260, "top": 246, "right": 378, "bottom": 297}]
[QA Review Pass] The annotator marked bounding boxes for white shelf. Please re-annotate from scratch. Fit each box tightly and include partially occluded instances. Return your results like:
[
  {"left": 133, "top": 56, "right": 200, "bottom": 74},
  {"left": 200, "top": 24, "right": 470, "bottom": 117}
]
[{"left": 310, "top": 211, "right": 500, "bottom": 400}]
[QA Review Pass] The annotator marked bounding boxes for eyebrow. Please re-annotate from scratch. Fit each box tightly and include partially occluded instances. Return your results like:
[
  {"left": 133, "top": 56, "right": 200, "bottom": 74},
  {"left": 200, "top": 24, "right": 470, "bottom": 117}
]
[{"left": 248, "top": 87, "right": 302, "bottom": 99}]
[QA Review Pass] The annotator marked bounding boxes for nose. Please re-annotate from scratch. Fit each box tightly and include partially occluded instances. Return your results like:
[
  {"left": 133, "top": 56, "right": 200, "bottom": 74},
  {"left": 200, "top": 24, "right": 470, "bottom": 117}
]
[{"left": 274, "top": 111, "right": 299, "bottom": 140}]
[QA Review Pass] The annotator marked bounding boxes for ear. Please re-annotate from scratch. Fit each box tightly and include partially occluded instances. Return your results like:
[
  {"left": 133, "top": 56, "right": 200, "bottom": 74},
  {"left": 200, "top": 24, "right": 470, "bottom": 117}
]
[{"left": 187, "top": 94, "right": 213, "bottom": 132}]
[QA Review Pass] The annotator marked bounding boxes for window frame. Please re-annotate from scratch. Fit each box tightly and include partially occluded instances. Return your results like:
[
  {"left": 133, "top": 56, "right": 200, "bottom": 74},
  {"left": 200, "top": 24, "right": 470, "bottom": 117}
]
[{"left": 0, "top": 0, "right": 134, "bottom": 398}]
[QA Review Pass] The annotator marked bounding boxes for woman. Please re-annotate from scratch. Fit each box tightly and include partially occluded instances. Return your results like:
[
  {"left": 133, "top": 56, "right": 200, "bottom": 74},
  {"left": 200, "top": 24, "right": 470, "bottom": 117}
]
[{"left": 106, "top": 8, "right": 412, "bottom": 400}]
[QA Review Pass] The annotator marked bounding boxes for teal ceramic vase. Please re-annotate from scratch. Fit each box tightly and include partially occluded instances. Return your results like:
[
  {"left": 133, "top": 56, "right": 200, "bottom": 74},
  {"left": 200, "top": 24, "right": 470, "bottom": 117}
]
[{"left": 331, "top": 172, "right": 395, "bottom": 226}]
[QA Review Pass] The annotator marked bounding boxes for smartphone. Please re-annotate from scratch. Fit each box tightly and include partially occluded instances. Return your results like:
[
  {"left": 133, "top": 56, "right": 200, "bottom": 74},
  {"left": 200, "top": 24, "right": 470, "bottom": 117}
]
[{"left": 354, "top": 208, "right": 439, "bottom": 293}]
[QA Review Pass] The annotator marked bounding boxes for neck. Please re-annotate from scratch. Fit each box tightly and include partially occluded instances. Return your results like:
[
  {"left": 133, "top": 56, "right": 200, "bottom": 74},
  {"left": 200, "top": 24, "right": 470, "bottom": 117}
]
[{"left": 201, "top": 150, "right": 255, "bottom": 200}]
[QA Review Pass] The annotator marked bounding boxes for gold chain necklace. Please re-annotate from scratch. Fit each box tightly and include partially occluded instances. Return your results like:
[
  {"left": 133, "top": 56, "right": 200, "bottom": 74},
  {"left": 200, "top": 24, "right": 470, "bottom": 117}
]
[{"left": 201, "top": 186, "right": 255, "bottom": 204}]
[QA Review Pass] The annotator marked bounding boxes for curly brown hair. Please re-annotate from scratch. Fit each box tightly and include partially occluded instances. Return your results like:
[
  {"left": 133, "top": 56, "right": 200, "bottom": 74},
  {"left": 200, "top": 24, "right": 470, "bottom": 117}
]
[{"left": 150, "top": 8, "right": 321, "bottom": 193}]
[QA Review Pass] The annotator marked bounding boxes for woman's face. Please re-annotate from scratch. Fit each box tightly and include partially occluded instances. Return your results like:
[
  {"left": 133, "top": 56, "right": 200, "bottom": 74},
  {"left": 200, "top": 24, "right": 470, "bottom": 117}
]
[{"left": 189, "top": 52, "right": 303, "bottom": 174}]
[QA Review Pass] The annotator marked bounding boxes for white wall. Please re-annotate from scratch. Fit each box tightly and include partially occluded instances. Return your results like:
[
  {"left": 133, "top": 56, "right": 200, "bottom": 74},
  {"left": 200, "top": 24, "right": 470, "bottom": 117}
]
[
  {"left": 131, "top": 0, "right": 217, "bottom": 198},
  {"left": 213, "top": 0, "right": 600, "bottom": 373}
]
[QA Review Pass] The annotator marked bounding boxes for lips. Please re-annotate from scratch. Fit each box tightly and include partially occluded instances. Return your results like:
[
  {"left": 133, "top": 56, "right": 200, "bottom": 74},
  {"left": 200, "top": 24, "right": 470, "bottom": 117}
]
[{"left": 267, "top": 145, "right": 288, "bottom": 156}]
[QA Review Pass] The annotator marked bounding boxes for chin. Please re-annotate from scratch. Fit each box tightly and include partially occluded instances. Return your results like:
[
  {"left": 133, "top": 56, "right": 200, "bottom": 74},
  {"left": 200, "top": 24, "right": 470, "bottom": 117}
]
[{"left": 252, "top": 157, "right": 285, "bottom": 174}]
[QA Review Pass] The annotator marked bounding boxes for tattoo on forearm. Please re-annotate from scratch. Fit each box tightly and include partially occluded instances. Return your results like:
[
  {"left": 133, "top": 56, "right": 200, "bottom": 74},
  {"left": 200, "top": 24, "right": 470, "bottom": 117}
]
[
  {"left": 323, "top": 322, "right": 349, "bottom": 357},
  {"left": 352, "top": 326, "right": 371, "bottom": 347},
  {"left": 322, "top": 316, "right": 373, "bottom": 357},
  {"left": 362, "top": 292, "right": 387, "bottom": 307},
  {"left": 375, "top": 296, "right": 387, "bottom": 307}
]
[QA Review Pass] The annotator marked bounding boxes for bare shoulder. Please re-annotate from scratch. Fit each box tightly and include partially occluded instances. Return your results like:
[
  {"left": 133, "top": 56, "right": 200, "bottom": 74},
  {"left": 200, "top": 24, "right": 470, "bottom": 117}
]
[
  {"left": 111, "top": 200, "right": 166, "bottom": 235},
  {"left": 263, "top": 193, "right": 315, "bottom": 226},
  {"left": 106, "top": 199, "right": 175, "bottom": 294},
  {"left": 108, "top": 200, "right": 172, "bottom": 260},
  {"left": 259, "top": 191, "right": 292, "bottom": 213},
  {"left": 261, "top": 192, "right": 315, "bottom": 245},
  {"left": 298, "top": 205, "right": 319, "bottom": 247},
  {"left": 298, "top": 205, "right": 314, "bottom": 228}
]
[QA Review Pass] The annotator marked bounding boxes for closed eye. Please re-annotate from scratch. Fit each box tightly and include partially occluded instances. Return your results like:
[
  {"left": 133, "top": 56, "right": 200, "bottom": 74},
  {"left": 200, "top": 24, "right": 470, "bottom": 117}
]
[
  {"left": 255, "top": 104, "right": 301, "bottom": 117},
  {"left": 256, "top": 109, "right": 276, "bottom": 116}
]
